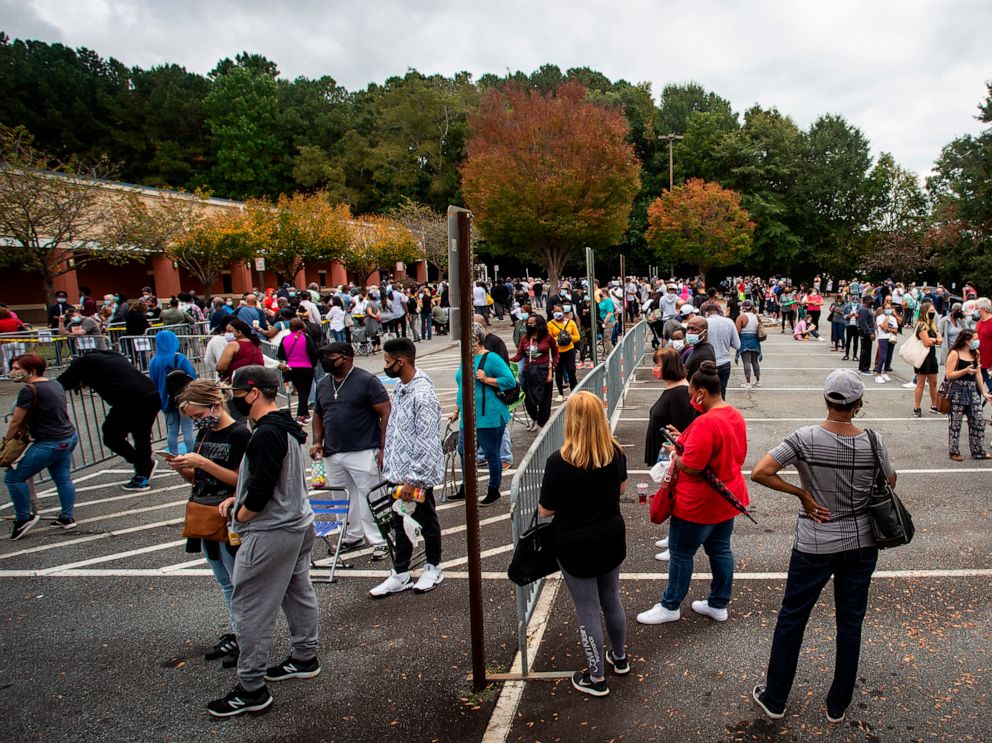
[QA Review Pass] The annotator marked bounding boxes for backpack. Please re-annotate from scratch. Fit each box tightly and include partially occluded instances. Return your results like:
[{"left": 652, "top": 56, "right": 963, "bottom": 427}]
[{"left": 165, "top": 352, "right": 193, "bottom": 409}]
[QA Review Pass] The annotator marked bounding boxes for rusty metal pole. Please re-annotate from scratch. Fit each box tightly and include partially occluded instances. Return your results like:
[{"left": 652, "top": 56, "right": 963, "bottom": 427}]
[{"left": 451, "top": 207, "right": 486, "bottom": 691}]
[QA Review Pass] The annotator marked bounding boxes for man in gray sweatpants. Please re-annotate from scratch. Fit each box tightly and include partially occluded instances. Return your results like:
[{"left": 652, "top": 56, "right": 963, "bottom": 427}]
[{"left": 207, "top": 365, "right": 320, "bottom": 718}]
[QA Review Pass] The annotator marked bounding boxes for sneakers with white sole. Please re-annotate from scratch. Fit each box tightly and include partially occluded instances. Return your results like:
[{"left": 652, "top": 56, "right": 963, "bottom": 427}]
[
  {"left": 826, "top": 708, "right": 846, "bottom": 724},
  {"left": 882, "top": 374, "right": 892, "bottom": 382},
  {"left": 654, "top": 550, "right": 670, "bottom": 561},
  {"left": 752, "top": 685, "right": 784, "bottom": 719},
  {"left": 741, "top": 382, "right": 752, "bottom": 390},
  {"left": 655, "top": 537, "right": 669, "bottom": 549},
  {"left": 691, "top": 600, "right": 728, "bottom": 621},
  {"left": 412, "top": 563, "right": 444, "bottom": 594},
  {"left": 636, "top": 603, "right": 680, "bottom": 625},
  {"left": 369, "top": 570, "right": 412, "bottom": 598},
  {"left": 874, "top": 375, "right": 885, "bottom": 384}
]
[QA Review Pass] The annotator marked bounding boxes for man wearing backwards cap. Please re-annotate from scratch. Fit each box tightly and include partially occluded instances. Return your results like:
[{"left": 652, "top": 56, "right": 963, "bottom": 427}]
[
  {"left": 207, "top": 365, "right": 319, "bottom": 717},
  {"left": 749, "top": 368, "right": 896, "bottom": 725}
]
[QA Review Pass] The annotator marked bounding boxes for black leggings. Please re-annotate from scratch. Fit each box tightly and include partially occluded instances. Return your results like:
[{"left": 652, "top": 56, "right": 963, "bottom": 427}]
[
  {"left": 288, "top": 366, "right": 315, "bottom": 417},
  {"left": 845, "top": 326, "right": 859, "bottom": 358},
  {"left": 555, "top": 349, "right": 578, "bottom": 394},
  {"left": 102, "top": 393, "right": 161, "bottom": 478}
]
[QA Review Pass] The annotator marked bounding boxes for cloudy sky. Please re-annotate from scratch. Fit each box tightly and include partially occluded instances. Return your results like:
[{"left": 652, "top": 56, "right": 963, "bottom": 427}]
[{"left": 3, "top": 0, "right": 989, "bottom": 176}]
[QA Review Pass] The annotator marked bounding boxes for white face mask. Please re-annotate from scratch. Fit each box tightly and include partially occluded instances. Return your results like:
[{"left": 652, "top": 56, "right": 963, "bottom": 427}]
[{"left": 671, "top": 340, "right": 685, "bottom": 351}]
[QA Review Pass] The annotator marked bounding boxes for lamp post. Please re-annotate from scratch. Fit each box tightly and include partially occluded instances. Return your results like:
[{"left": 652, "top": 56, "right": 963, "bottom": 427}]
[{"left": 659, "top": 132, "right": 684, "bottom": 191}]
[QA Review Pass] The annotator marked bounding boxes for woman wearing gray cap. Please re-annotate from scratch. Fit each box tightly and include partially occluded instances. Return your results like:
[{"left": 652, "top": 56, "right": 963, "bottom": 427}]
[{"left": 749, "top": 368, "right": 896, "bottom": 725}]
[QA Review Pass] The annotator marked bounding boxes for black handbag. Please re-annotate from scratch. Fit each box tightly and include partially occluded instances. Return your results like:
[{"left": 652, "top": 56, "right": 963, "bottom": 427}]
[
  {"left": 866, "top": 429, "right": 915, "bottom": 549},
  {"left": 481, "top": 352, "right": 521, "bottom": 406},
  {"left": 507, "top": 509, "right": 558, "bottom": 586}
]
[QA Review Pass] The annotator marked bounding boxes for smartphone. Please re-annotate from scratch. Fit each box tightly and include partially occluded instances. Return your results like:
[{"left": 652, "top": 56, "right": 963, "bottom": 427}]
[
  {"left": 154, "top": 451, "right": 177, "bottom": 460},
  {"left": 659, "top": 428, "right": 679, "bottom": 449}
]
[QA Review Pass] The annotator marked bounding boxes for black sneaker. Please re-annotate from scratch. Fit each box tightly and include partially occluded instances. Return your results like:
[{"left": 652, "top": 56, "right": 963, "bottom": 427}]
[
  {"left": 480, "top": 487, "right": 501, "bottom": 507},
  {"left": 826, "top": 707, "right": 846, "bottom": 724},
  {"left": 50, "top": 516, "right": 77, "bottom": 530},
  {"left": 447, "top": 485, "right": 466, "bottom": 501},
  {"left": 337, "top": 539, "right": 365, "bottom": 554},
  {"left": 11, "top": 514, "right": 40, "bottom": 541},
  {"left": 121, "top": 476, "right": 151, "bottom": 492},
  {"left": 605, "top": 650, "right": 630, "bottom": 675},
  {"left": 205, "top": 633, "right": 238, "bottom": 661},
  {"left": 571, "top": 669, "right": 609, "bottom": 697},
  {"left": 206, "top": 683, "right": 272, "bottom": 717},
  {"left": 221, "top": 652, "right": 239, "bottom": 669},
  {"left": 264, "top": 655, "right": 320, "bottom": 682},
  {"left": 752, "top": 685, "right": 785, "bottom": 719}
]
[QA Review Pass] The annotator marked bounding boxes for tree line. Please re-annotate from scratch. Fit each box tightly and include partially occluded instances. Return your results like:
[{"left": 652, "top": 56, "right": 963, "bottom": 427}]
[{"left": 1, "top": 33, "right": 989, "bottom": 285}]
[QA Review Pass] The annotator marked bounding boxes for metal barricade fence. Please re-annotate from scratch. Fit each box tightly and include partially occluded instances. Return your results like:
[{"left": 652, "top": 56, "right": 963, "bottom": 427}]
[{"left": 508, "top": 320, "right": 647, "bottom": 675}]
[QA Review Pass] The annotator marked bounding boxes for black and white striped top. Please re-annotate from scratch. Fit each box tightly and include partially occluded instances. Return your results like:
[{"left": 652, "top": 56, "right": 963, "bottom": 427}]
[{"left": 769, "top": 426, "right": 895, "bottom": 554}]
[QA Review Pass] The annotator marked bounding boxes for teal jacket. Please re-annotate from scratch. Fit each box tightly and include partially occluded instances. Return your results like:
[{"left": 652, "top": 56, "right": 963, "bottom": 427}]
[{"left": 454, "top": 351, "right": 516, "bottom": 429}]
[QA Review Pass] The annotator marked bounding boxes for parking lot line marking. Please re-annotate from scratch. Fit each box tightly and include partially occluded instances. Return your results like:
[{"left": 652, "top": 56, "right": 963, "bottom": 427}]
[
  {"left": 441, "top": 543, "right": 514, "bottom": 569},
  {"left": 0, "top": 517, "right": 185, "bottom": 561},
  {"left": 34, "top": 486, "right": 189, "bottom": 515},
  {"left": 24, "top": 473, "right": 178, "bottom": 507},
  {"left": 36, "top": 540, "right": 187, "bottom": 575}
]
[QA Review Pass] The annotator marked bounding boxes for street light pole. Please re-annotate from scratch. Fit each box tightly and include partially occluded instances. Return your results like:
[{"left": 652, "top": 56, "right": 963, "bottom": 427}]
[{"left": 659, "top": 132, "right": 684, "bottom": 191}]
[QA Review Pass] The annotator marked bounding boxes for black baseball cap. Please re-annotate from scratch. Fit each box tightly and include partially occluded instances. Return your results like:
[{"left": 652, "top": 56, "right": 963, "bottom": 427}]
[
  {"left": 320, "top": 342, "right": 354, "bottom": 358},
  {"left": 231, "top": 365, "right": 280, "bottom": 392}
]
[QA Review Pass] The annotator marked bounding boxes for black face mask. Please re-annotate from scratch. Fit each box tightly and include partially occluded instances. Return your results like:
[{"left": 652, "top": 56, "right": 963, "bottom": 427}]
[
  {"left": 231, "top": 392, "right": 254, "bottom": 417},
  {"left": 320, "top": 359, "right": 341, "bottom": 375},
  {"left": 383, "top": 361, "right": 402, "bottom": 378}
]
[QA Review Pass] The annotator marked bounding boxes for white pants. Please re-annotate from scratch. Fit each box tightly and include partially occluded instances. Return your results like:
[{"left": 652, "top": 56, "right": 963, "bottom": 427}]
[{"left": 323, "top": 449, "right": 385, "bottom": 545}]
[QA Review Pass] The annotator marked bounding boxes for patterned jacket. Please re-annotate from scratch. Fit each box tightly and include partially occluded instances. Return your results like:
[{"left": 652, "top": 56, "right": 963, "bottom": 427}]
[{"left": 382, "top": 368, "right": 444, "bottom": 488}]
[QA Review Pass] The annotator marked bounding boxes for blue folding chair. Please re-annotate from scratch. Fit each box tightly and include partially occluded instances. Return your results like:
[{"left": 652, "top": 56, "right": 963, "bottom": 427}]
[{"left": 309, "top": 486, "right": 352, "bottom": 584}]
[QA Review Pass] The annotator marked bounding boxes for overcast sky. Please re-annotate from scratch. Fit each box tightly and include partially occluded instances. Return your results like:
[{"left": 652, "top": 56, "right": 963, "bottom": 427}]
[{"left": 3, "top": 0, "right": 989, "bottom": 177}]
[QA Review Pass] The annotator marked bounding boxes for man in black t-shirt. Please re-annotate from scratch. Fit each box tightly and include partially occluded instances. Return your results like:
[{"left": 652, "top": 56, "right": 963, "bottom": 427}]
[{"left": 310, "top": 342, "right": 392, "bottom": 558}]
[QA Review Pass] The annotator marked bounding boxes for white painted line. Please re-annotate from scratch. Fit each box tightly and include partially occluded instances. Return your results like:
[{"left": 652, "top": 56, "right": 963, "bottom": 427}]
[
  {"left": 34, "top": 486, "right": 189, "bottom": 515},
  {"left": 441, "top": 543, "right": 514, "bottom": 569},
  {"left": 482, "top": 576, "right": 562, "bottom": 743},
  {"left": 72, "top": 499, "right": 186, "bottom": 526},
  {"left": 160, "top": 558, "right": 208, "bottom": 572},
  {"left": 36, "top": 540, "right": 186, "bottom": 575},
  {"left": 23, "top": 472, "right": 178, "bottom": 507},
  {"left": 0, "top": 517, "right": 185, "bottom": 560}
]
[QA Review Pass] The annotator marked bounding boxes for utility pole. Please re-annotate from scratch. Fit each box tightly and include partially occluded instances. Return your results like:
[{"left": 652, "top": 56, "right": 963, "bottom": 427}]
[
  {"left": 585, "top": 247, "right": 597, "bottom": 366},
  {"left": 659, "top": 132, "right": 684, "bottom": 191}
]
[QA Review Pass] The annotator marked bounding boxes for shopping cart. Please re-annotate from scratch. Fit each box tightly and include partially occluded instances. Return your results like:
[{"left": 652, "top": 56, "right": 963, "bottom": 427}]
[{"left": 366, "top": 480, "right": 427, "bottom": 571}]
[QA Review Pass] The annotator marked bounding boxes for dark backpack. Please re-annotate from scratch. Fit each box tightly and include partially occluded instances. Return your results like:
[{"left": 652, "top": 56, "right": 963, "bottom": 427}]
[{"left": 165, "top": 352, "right": 193, "bottom": 408}]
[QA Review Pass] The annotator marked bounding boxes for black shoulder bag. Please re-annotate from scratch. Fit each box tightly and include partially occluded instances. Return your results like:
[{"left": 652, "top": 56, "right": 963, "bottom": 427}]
[
  {"left": 507, "top": 508, "right": 558, "bottom": 586},
  {"left": 865, "top": 429, "right": 914, "bottom": 549},
  {"left": 481, "top": 352, "right": 520, "bottom": 406}
]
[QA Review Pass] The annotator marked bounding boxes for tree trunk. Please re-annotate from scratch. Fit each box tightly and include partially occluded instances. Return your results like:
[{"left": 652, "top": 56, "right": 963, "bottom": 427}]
[{"left": 542, "top": 244, "right": 571, "bottom": 299}]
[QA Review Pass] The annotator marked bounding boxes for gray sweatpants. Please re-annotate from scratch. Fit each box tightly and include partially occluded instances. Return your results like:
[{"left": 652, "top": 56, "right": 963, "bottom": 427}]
[
  {"left": 561, "top": 565, "right": 626, "bottom": 679},
  {"left": 232, "top": 527, "right": 319, "bottom": 691}
]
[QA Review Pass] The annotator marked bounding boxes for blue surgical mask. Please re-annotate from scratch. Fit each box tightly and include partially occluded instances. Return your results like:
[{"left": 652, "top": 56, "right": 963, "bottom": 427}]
[
  {"left": 972, "top": 339, "right": 981, "bottom": 350},
  {"left": 56, "top": 297, "right": 67, "bottom": 304},
  {"left": 563, "top": 304, "right": 573, "bottom": 313},
  {"left": 686, "top": 333, "right": 700, "bottom": 346},
  {"left": 224, "top": 332, "right": 236, "bottom": 342},
  {"left": 553, "top": 312, "right": 564, "bottom": 320},
  {"left": 884, "top": 309, "right": 893, "bottom": 315},
  {"left": 518, "top": 312, "right": 529, "bottom": 321},
  {"left": 973, "top": 312, "right": 981, "bottom": 321}
]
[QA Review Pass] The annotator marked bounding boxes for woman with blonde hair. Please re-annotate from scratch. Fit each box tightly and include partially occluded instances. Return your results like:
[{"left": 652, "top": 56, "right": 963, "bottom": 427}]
[
  {"left": 169, "top": 378, "right": 251, "bottom": 667},
  {"left": 538, "top": 390, "right": 629, "bottom": 697},
  {"left": 911, "top": 300, "right": 943, "bottom": 417}
]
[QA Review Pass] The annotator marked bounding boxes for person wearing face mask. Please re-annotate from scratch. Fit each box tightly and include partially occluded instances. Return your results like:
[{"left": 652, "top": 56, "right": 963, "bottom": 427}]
[
  {"left": 309, "top": 343, "right": 390, "bottom": 558},
  {"left": 512, "top": 303, "right": 532, "bottom": 348},
  {"left": 148, "top": 330, "right": 198, "bottom": 454},
  {"left": 702, "top": 301, "right": 740, "bottom": 400},
  {"left": 910, "top": 301, "right": 944, "bottom": 416},
  {"left": 548, "top": 304, "right": 580, "bottom": 403},
  {"left": 370, "top": 338, "right": 446, "bottom": 597},
  {"left": 873, "top": 305, "right": 898, "bottom": 384},
  {"left": 637, "top": 360, "right": 749, "bottom": 626},
  {"left": 207, "top": 366, "right": 319, "bottom": 717},
  {"left": 170, "top": 379, "right": 251, "bottom": 668},
  {"left": 682, "top": 315, "right": 716, "bottom": 381},
  {"left": 511, "top": 314, "right": 558, "bottom": 431},
  {"left": 939, "top": 302, "right": 967, "bottom": 363},
  {"left": 644, "top": 345, "right": 698, "bottom": 478},
  {"left": 735, "top": 300, "right": 763, "bottom": 389},
  {"left": 597, "top": 290, "right": 616, "bottom": 354},
  {"left": 945, "top": 329, "right": 992, "bottom": 460},
  {"left": 47, "top": 291, "right": 75, "bottom": 329},
  {"left": 276, "top": 319, "right": 319, "bottom": 424},
  {"left": 3, "top": 354, "right": 78, "bottom": 539},
  {"left": 57, "top": 307, "right": 109, "bottom": 351},
  {"left": 216, "top": 319, "right": 265, "bottom": 387},
  {"left": 972, "top": 297, "right": 992, "bottom": 391}
]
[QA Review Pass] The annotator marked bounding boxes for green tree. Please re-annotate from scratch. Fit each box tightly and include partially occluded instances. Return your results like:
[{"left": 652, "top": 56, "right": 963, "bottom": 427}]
[
  {"left": 862, "top": 154, "right": 932, "bottom": 280},
  {"left": 646, "top": 178, "right": 755, "bottom": 275},
  {"left": 257, "top": 193, "right": 351, "bottom": 283},
  {"left": 461, "top": 82, "right": 641, "bottom": 291},
  {"left": 203, "top": 60, "right": 284, "bottom": 198}
]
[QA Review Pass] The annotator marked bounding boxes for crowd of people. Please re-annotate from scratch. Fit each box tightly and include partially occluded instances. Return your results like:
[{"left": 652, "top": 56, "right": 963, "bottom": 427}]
[{"left": 0, "top": 269, "right": 985, "bottom": 725}]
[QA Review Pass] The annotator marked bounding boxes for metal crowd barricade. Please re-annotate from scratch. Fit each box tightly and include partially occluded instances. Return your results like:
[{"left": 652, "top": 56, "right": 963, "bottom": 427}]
[
  {"left": 0, "top": 329, "right": 105, "bottom": 379},
  {"left": 508, "top": 320, "right": 646, "bottom": 675}
]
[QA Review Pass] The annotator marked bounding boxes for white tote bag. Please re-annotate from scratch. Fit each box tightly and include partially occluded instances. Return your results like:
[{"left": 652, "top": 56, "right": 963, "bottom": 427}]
[{"left": 897, "top": 331, "right": 929, "bottom": 369}]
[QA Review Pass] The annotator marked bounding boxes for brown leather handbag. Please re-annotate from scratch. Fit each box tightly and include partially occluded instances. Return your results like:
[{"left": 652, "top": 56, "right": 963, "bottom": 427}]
[{"left": 182, "top": 500, "right": 229, "bottom": 542}]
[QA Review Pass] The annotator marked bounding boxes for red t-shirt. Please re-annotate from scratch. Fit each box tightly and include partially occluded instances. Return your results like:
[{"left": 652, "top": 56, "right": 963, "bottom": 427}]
[
  {"left": 673, "top": 405, "right": 749, "bottom": 524},
  {"left": 977, "top": 318, "right": 992, "bottom": 370}
]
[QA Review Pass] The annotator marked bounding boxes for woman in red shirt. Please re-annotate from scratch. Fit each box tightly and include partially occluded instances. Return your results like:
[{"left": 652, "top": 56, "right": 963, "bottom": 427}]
[
  {"left": 510, "top": 314, "right": 558, "bottom": 431},
  {"left": 637, "top": 360, "right": 749, "bottom": 625}
]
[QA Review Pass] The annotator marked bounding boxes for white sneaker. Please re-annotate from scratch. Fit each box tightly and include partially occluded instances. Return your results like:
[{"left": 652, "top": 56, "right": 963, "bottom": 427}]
[
  {"left": 691, "top": 600, "right": 728, "bottom": 622},
  {"left": 754, "top": 380, "right": 762, "bottom": 387},
  {"left": 555, "top": 395, "right": 564, "bottom": 403},
  {"left": 882, "top": 374, "right": 892, "bottom": 382},
  {"left": 901, "top": 381, "right": 916, "bottom": 389},
  {"left": 636, "top": 603, "right": 681, "bottom": 625},
  {"left": 654, "top": 550, "right": 670, "bottom": 561},
  {"left": 369, "top": 570, "right": 412, "bottom": 598},
  {"left": 412, "top": 563, "right": 444, "bottom": 594},
  {"left": 741, "top": 382, "right": 752, "bottom": 390},
  {"left": 655, "top": 537, "right": 669, "bottom": 548},
  {"left": 875, "top": 375, "right": 885, "bottom": 384}
]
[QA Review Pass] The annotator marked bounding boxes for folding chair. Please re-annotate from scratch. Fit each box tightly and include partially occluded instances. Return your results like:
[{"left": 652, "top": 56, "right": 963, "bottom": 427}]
[
  {"left": 506, "top": 360, "right": 528, "bottom": 432},
  {"left": 439, "top": 420, "right": 460, "bottom": 503},
  {"left": 366, "top": 480, "right": 426, "bottom": 571},
  {"left": 309, "top": 486, "right": 352, "bottom": 584}
]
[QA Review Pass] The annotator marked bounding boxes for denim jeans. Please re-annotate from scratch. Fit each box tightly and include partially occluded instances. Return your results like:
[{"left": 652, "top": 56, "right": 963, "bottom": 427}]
[
  {"left": 717, "top": 362, "right": 731, "bottom": 400},
  {"left": 204, "top": 543, "right": 238, "bottom": 633},
  {"left": 420, "top": 314, "right": 432, "bottom": 340},
  {"left": 477, "top": 425, "right": 512, "bottom": 465},
  {"left": 661, "top": 516, "right": 735, "bottom": 610},
  {"left": 330, "top": 329, "right": 346, "bottom": 343},
  {"left": 762, "top": 547, "right": 878, "bottom": 714},
  {"left": 4, "top": 433, "right": 78, "bottom": 521},
  {"left": 458, "top": 423, "right": 505, "bottom": 490},
  {"left": 166, "top": 410, "right": 194, "bottom": 455}
]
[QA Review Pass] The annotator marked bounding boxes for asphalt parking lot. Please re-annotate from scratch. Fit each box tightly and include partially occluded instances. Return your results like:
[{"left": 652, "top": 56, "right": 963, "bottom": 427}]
[{"left": 1, "top": 321, "right": 990, "bottom": 742}]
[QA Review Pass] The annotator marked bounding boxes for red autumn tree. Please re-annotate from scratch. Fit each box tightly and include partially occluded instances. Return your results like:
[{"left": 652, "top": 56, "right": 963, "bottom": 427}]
[
  {"left": 461, "top": 82, "right": 640, "bottom": 289},
  {"left": 646, "top": 178, "right": 755, "bottom": 276}
]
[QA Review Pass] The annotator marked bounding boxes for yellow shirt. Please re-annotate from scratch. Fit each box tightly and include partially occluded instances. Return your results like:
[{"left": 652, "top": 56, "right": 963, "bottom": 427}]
[{"left": 548, "top": 319, "right": 580, "bottom": 352}]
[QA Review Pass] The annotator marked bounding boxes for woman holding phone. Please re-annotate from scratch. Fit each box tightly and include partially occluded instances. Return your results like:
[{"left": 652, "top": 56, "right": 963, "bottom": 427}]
[{"left": 945, "top": 329, "right": 992, "bottom": 460}]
